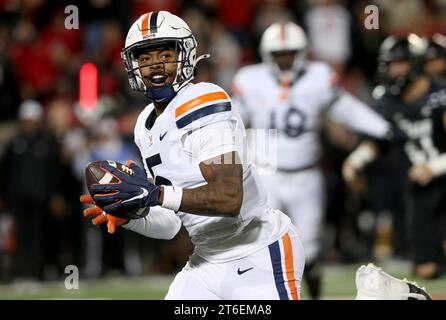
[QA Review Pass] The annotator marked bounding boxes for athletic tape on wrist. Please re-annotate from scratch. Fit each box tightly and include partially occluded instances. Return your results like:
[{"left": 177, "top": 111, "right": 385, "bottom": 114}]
[{"left": 161, "top": 186, "right": 183, "bottom": 212}]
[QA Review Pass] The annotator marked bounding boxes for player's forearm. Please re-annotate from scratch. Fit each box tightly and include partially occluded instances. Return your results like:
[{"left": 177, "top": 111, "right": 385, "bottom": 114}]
[
  {"left": 346, "top": 140, "right": 380, "bottom": 170},
  {"left": 157, "top": 152, "right": 244, "bottom": 217},
  {"left": 158, "top": 178, "right": 243, "bottom": 217},
  {"left": 123, "top": 206, "right": 182, "bottom": 239},
  {"left": 180, "top": 177, "right": 243, "bottom": 217},
  {"left": 330, "top": 94, "right": 391, "bottom": 138}
]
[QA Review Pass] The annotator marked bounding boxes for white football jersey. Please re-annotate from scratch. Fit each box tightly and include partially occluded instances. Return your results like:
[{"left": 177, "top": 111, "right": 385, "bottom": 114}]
[
  {"left": 134, "top": 82, "right": 291, "bottom": 263},
  {"left": 232, "top": 62, "right": 390, "bottom": 170}
]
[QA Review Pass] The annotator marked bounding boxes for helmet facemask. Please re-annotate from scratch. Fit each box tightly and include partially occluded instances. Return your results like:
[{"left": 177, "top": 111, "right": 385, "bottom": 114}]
[
  {"left": 266, "top": 50, "right": 306, "bottom": 81},
  {"left": 379, "top": 59, "right": 413, "bottom": 95},
  {"left": 378, "top": 35, "right": 428, "bottom": 96}
]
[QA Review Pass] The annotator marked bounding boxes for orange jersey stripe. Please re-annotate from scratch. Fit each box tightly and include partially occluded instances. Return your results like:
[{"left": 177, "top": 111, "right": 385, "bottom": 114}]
[
  {"left": 282, "top": 233, "right": 299, "bottom": 300},
  {"left": 175, "top": 91, "right": 229, "bottom": 118},
  {"left": 141, "top": 13, "right": 151, "bottom": 38}
]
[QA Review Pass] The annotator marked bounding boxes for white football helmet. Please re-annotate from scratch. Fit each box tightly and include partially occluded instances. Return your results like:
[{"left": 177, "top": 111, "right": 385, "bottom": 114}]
[
  {"left": 121, "top": 11, "right": 209, "bottom": 102},
  {"left": 259, "top": 21, "right": 307, "bottom": 77}
]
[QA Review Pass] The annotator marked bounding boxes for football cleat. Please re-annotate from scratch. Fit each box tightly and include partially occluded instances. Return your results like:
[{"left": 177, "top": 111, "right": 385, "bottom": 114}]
[{"left": 355, "top": 263, "right": 432, "bottom": 300}]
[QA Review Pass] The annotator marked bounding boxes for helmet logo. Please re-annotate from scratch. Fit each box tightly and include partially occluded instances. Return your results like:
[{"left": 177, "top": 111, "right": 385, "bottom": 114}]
[{"left": 143, "top": 33, "right": 156, "bottom": 39}]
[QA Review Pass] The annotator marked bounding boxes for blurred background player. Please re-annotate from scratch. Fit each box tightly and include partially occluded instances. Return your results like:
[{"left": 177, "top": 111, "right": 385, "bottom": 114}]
[
  {"left": 231, "top": 21, "right": 393, "bottom": 299},
  {"left": 361, "top": 34, "right": 418, "bottom": 262},
  {"left": 343, "top": 34, "right": 446, "bottom": 280}
]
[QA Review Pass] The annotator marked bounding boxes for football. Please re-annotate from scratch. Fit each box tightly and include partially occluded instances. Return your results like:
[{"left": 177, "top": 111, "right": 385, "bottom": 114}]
[
  {"left": 85, "top": 160, "right": 148, "bottom": 219},
  {"left": 85, "top": 160, "right": 133, "bottom": 194}
]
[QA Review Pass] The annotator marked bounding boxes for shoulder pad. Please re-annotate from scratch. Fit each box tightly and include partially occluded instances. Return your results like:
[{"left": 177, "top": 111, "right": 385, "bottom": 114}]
[
  {"left": 232, "top": 64, "right": 265, "bottom": 94},
  {"left": 307, "top": 62, "right": 341, "bottom": 90},
  {"left": 174, "top": 82, "right": 232, "bottom": 130},
  {"left": 307, "top": 62, "right": 332, "bottom": 78}
]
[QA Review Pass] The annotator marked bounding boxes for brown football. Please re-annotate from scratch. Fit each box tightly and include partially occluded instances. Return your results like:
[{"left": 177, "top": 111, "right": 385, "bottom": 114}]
[
  {"left": 85, "top": 160, "right": 131, "bottom": 194},
  {"left": 85, "top": 160, "right": 149, "bottom": 219}
]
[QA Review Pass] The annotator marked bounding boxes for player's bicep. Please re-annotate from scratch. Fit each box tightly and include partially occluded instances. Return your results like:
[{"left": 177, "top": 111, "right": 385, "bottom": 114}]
[
  {"left": 179, "top": 151, "right": 243, "bottom": 217},
  {"left": 198, "top": 151, "right": 244, "bottom": 214},
  {"left": 199, "top": 151, "right": 243, "bottom": 184}
]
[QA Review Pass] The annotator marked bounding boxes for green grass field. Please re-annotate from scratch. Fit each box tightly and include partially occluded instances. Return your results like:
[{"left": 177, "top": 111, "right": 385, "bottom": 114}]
[{"left": 0, "top": 262, "right": 444, "bottom": 300}]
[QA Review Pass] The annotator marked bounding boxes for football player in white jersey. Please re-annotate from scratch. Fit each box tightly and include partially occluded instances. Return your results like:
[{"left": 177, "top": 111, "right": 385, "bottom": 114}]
[
  {"left": 81, "top": 11, "right": 305, "bottom": 300},
  {"left": 231, "top": 22, "right": 393, "bottom": 299}
]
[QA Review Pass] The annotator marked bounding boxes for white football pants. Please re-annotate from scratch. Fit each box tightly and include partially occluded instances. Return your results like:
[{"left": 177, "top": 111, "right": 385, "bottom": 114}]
[{"left": 165, "top": 225, "right": 305, "bottom": 300}]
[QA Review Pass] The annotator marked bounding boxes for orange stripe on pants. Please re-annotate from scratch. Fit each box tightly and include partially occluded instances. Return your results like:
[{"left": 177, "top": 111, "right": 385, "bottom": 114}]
[{"left": 282, "top": 233, "right": 299, "bottom": 300}]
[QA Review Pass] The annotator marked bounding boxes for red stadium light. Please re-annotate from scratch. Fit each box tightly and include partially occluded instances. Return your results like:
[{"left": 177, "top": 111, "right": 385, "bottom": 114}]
[{"left": 79, "top": 63, "right": 98, "bottom": 110}]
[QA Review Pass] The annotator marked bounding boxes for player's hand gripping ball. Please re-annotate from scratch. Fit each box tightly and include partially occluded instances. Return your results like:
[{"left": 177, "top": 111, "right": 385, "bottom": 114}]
[{"left": 85, "top": 160, "right": 155, "bottom": 219}]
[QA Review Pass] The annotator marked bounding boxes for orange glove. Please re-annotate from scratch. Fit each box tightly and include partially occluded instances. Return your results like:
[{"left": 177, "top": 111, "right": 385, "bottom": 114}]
[{"left": 80, "top": 194, "right": 128, "bottom": 234}]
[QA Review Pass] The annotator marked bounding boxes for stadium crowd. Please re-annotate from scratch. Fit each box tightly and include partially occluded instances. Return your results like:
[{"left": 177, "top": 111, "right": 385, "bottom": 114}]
[{"left": 0, "top": 0, "right": 445, "bottom": 285}]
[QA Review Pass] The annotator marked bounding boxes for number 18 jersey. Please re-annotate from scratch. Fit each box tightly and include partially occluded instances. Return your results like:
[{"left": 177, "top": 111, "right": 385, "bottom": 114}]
[{"left": 232, "top": 62, "right": 341, "bottom": 171}]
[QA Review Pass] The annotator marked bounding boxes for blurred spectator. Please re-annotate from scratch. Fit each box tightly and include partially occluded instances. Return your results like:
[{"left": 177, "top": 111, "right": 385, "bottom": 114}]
[
  {"left": 45, "top": 98, "right": 84, "bottom": 276},
  {"left": 215, "top": 0, "right": 256, "bottom": 48},
  {"left": 0, "top": 22, "right": 20, "bottom": 121},
  {"left": 0, "top": 198, "right": 15, "bottom": 283},
  {"left": 78, "top": 0, "right": 131, "bottom": 27},
  {"left": 428, "top": 0, "right": 446, "bottom": 35},
  {"left": 40, "top": 10, "right": 81, "bottom": 71},
  {"left": 181, "top": 7, "right": 213, "bottom": 83},
  {"left": 376, "top": 0, "right": 427, "bottom": 35},
  {"left": 0, "top": 100, "right": 63, "bottom": 280},
  {"left": 252, "top": 0, "right": 295, "bottom": 35},
  {"left": 133, "top": 0, "right": 180, "bottom": 19},
  {"left": 252, "top": 0, "right": 295, "bottom": 48},
  {"left": 208, "top": 22, "right": 241, "bottom": 90},
  {"left": 305, "top": 0, "right": 352, "bottom": 73},
  {"left": 9, "top": 18, "right": 58, "bottom": 99},
  {"left": 76, "top": 117, "right": 142, "bottom": 278}
]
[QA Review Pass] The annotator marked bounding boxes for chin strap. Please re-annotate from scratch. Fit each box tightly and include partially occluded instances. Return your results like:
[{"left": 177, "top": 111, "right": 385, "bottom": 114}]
[{"left": 145, "top": 85, "right": 177, "bottom": 103}]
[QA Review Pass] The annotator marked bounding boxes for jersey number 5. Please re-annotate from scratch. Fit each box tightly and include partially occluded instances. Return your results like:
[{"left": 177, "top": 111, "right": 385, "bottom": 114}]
[{"left": 145, "top": 153, "right": 173, "bottom": 186}]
